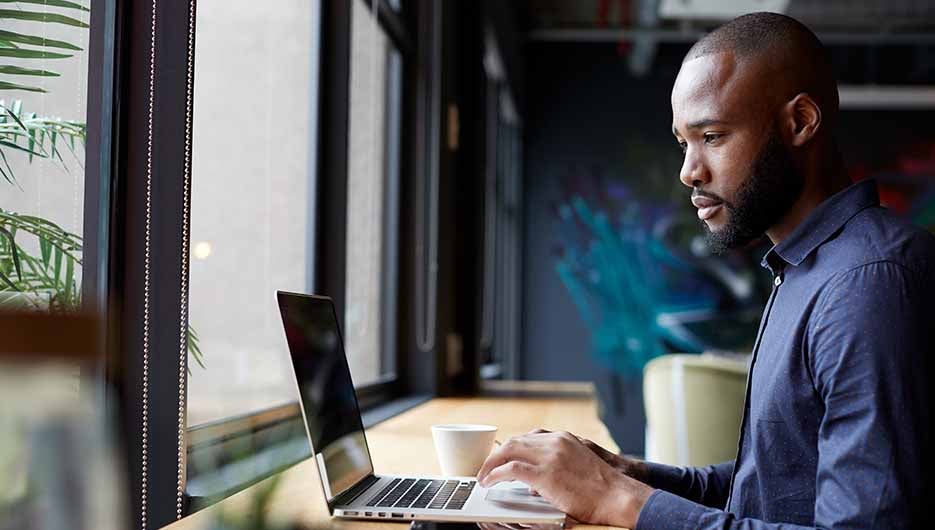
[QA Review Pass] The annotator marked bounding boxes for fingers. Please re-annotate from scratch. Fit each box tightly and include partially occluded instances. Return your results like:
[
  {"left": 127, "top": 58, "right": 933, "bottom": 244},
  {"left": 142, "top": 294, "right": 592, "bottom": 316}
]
[
  {"left": 477, "top": 436, "right": 537, "bottom": 483},
  {"left": 476, "top": 431, "right": 581, "bottom": 484},
  {"left": 481, "top": 460, "right": 538, "bottom": 488}
]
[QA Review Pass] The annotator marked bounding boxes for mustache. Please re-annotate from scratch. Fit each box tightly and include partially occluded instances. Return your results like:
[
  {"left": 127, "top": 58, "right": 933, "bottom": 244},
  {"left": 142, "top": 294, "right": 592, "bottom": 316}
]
[{"left": 691, "top": 188, "right": 726, "bottom": 203}]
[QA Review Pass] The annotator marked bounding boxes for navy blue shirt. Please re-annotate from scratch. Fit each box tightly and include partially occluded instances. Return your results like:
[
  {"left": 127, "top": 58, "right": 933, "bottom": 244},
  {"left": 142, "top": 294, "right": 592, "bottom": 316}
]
[{"left": 637, "top": 180, "right": 935, "bottom": 529}]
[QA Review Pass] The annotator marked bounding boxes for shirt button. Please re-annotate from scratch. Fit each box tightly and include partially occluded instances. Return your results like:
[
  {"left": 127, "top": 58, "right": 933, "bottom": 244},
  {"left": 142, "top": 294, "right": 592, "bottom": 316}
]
[{"left": 774, "top": 275, "right": 783, "bottom": 286}]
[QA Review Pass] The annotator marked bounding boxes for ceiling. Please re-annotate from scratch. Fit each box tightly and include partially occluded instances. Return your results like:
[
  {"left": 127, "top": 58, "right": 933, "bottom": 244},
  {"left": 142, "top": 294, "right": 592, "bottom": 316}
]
[
  {"left": 519, "top": 0, "right": 935, "bottom": 34},
  {"left": 516, "top": 0, "right": 935, "bottom": 89}
]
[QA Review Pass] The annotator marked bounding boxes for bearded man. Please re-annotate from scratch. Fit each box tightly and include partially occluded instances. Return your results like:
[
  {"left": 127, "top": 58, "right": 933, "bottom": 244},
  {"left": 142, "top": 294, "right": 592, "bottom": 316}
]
[{"left": 477, "top": 12, "right": 935, "bottom": 529}]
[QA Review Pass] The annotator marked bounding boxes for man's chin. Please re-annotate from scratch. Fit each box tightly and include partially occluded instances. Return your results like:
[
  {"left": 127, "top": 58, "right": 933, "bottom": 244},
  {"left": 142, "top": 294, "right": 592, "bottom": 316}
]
[
  {"left": 704, "top": 234, "right": 731, "bottom": 256},
  {"left": 701, "top": 222, "right": 741, "bottom": 255},
  {"left": 703, "top": 224, "right": 765, "bottom": 255}
]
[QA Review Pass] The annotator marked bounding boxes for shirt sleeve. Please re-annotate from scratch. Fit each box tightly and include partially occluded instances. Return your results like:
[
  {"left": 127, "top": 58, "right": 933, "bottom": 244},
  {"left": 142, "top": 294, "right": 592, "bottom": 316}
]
[
  {"left": 642, "top": 461, "right": 734, "bottom": 508},
  {"left": 636, "top": 261, "right": 932, "bottom": 530},
  {"left": 806, "top": 261, "right": 929, "bottom": 527}
]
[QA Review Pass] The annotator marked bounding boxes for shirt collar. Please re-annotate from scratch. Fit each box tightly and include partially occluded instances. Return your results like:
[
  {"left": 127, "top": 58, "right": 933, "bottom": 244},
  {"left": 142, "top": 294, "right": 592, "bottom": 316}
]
[{"left": 760, "top": 179, "right": 880, "bottom": 270}]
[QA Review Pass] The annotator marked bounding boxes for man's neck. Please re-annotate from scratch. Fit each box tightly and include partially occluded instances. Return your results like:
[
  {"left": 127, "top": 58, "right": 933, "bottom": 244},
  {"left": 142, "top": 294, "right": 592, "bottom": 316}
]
[{"left": 765, "top": 151, "right": 850, "bottom": 246}]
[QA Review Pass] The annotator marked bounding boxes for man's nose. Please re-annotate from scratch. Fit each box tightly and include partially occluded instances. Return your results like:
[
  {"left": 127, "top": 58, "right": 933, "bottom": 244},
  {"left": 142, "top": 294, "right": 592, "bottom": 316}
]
[{"left": 679, "top": 148, "right": 709, "bottom": 189}]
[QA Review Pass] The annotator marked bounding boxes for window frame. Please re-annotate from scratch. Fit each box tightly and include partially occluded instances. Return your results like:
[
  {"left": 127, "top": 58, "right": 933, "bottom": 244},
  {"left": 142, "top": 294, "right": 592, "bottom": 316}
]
[
  {"left": 91, "top": 0, "right": 447, "bottom": 525},
  {"left": 88, "top": 0, "right": 200, "bottom": 526}
]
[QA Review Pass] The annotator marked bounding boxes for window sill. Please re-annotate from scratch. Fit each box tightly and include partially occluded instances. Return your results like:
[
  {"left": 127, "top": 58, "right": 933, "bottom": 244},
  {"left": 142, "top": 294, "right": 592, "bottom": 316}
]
[
  {"left": 184, "top": 394, "right": 432, "bottom": 514},
  {"left": 362, "top": 393, "right": 432, "bottom": 428}
]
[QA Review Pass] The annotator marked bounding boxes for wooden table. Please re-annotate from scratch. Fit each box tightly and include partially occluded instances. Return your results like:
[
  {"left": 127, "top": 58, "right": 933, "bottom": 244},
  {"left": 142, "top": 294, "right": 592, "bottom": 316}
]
[{"left": 166, "top": 397, "right": 622, "bottom": 530}]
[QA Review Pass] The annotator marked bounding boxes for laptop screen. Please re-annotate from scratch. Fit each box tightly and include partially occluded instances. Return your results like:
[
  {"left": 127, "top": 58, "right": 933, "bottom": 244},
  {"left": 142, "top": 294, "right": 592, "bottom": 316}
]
[{"left": 277, "top": 292, "right": 374, "bottom": 502}]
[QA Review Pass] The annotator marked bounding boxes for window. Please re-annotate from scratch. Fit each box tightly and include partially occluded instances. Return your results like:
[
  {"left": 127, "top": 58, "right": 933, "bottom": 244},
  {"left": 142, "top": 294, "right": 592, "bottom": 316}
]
[
  {"left": 182, "top": 0, "right": 323, "bottom": 511},
  {"left": 492, "top": 96, "right": 523, "bottom": 379},
  {"left": 0, "top": 2, "right": 90, "bottom": 314},
  {"left": 182, "top": 0, "right": 413, "bottom": 511},
  {"left": 345, "top": 0, "right": 403, "bottom": 387},
  {"left": 186, "top": 0, "right": 321, "bottom": 428},
  {"left": 480, "top": 77, "right": 524, "bottom": 380},
  {"left": 90, "top": 0, "right": 423, "bottom": 521}
]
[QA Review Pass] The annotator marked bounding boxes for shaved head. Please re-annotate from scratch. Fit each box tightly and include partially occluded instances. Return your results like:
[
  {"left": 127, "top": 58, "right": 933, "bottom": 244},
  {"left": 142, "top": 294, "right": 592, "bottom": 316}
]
[{"left": 685, "top": 11, "right": 839, "bottom": 127}]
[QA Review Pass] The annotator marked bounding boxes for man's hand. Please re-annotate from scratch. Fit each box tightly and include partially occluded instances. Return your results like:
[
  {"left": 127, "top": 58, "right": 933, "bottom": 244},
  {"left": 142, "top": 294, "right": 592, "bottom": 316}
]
[
  {"left": 476, "top": 430, "right": 654, "bottom": 528},
  {"left": 527, "top": 428, "right": 650, "bottom": 482}
]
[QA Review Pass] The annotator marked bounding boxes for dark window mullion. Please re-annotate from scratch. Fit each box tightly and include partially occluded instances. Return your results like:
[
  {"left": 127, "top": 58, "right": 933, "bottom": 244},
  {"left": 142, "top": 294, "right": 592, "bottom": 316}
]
[
  {"left": 316, "top": 0, "right": 352, "bottom": 329},
  {"left": 382, "top": 44, "right": 404, "bottom": 380},
  {"left": 109, "top": 0, "right": 198, "bottom": 527}
]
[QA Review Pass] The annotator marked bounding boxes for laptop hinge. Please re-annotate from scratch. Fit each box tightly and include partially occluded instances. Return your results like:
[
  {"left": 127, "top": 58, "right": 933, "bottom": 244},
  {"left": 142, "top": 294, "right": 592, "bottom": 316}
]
[{"left": 334, "top": 474, "right": 380, "bottom": 506}]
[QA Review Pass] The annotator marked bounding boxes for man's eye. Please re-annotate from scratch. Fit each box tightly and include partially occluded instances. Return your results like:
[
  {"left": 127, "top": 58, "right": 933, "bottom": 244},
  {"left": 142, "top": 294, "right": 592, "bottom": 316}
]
[
  {"left": 678, "top": 141, "right": 687, "bottom": 153},
  {"left": 703, "top": 133, "right": 723, "bottom": 144}
]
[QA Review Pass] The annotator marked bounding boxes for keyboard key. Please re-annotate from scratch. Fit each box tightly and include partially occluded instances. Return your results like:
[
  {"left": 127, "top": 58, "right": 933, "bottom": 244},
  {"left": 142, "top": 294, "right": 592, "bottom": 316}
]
[
  {"left": 411, "top": 480, "right": 445, "bottom": 509},
  {"left": 444, "top": 481, "right": 475, "bottom": 510},
  {"left": 366, "top": 478, "right": 401, "bottom": 507},
  {"left": 427, "top": 480, "right": 459, "bottom": 509},
  {"left": 394, "top": 479, "right": 431, "bottom": 508},
  {"left": 377, "top": 478, "right": 416, "bottom": 507}
]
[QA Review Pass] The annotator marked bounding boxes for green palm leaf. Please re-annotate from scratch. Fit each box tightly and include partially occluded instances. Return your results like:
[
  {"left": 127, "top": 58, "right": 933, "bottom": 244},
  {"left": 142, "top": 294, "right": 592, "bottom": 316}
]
[
  {"left": 0, "top": 80, "right": 45, "bottom": 92},
  {"left": 0, "top": 146, "right": 15, "bottom": 185},
  {"left": 0, "top": 138, "right": 46, "bottom": 157},
  {"left": 0, "top": 209, "right": 82, "bottom": 311},
  {"left": 0, "top": 9, "right": 89, "bottom": 28},
  {"left": 0, "top": 0, "right": 87, "bottom": 94},
  {"left": 0, "top": 0, "right": 89, "bottom": 12},
  {"left": 0, "top": 48, "right": 72, "bottom": 59},
  {"left": 0, "top": 100, "right": 86, "bottom": 182},
  {"left": 0, "top": 65, "right": 60, "bottom": 77},
  {"left": 0, "top": 29, "right": 82, "bottom": 51},
  {"left": 188, "top": 324, "right": 206, "bottom": 371}
]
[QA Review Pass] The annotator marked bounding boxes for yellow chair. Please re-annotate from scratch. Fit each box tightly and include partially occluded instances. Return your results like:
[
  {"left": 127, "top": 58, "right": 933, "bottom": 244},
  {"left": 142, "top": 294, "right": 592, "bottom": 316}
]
[{"left": 643, "top": 353, "right": 748, "bottom": 467}]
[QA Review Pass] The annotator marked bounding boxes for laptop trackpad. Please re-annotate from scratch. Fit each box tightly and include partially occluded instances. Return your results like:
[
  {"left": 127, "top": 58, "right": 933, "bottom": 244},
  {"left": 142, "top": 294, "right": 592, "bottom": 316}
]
[{"left": 484, "top": 482, "right": 554, "bottom": 509}]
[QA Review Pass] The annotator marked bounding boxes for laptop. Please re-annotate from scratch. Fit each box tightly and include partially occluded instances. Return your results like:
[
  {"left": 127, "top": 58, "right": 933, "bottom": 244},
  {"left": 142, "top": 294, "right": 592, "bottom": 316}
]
[{"left": 276, "top": 291, "right": 566, "bottom": 524}]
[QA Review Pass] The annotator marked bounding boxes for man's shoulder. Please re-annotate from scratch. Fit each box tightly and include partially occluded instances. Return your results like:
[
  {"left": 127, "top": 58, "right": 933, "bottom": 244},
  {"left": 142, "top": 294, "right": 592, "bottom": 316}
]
[{"left": 816, "top": 205, "right": 935, "bottom": 278}]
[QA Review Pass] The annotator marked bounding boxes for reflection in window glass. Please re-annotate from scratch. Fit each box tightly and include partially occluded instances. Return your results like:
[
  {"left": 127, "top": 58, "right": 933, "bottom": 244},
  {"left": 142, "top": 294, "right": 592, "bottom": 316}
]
[
  {"left": 483, "top": 86, "right": 522, "bottom": 378},
  {"left": 187, "top": 0, "right": 319, "bottom": 427},
  {"left": 345, "top": 0, "right": 401, "bottom": 386},
  {"left": 0, "top": 3, "right": 89, "bottom": 313},
  {"left": 494, "top": 117, "right": 519, "bottom": 376}
]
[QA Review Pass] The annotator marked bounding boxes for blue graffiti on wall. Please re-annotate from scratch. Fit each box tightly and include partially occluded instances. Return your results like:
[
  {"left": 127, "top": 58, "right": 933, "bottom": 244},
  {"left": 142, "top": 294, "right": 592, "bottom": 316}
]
[{"left": 553, "top": 179, "right": 768, "bottom": 377}]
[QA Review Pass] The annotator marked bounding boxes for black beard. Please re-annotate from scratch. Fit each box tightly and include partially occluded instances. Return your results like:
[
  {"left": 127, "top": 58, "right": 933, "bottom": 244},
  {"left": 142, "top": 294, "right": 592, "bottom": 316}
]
[{"left": 703, "top": 129, "right": 804, "bottom": 255}]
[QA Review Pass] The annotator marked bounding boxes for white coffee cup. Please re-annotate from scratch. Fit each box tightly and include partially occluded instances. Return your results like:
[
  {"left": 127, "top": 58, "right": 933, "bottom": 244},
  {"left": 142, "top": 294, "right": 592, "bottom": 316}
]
[{"left": 431, "top": 424, "right": 498, "bottom": 477}]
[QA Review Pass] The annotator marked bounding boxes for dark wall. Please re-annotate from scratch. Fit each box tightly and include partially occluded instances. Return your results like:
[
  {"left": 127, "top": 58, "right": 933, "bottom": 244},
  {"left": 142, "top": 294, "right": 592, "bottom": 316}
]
[{"left": 521, "top": 43, "right": 691, "bottom": 454}]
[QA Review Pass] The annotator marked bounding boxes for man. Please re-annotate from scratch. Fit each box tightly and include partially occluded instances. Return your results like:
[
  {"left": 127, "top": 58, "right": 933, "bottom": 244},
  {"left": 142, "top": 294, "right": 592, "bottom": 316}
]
[{"left": 477, "top": 12, "right": 934, "bottom": 529}]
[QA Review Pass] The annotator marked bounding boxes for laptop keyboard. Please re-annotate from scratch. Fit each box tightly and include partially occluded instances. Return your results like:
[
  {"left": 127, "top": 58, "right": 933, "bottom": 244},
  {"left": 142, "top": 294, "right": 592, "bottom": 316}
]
[{"left": 365, "top": 478, "right": 475, "bottom": 510}]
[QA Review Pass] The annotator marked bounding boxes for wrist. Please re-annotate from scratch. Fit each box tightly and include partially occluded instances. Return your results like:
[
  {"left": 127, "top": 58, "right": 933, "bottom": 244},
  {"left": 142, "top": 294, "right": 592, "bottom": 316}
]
[
  {"left": 619, "top": 456, "right": 649, "bottom": 482},
  {"left": 600, "top": 469, "right": 654, "bottom": 527}
]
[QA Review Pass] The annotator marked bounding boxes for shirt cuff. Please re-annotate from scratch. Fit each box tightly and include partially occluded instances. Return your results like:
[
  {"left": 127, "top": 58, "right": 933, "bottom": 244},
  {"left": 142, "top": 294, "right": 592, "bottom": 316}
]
[
  {"left": 636, "top": 490, "right": 705, "bottom": 530},
  {"left": 642, "top": 461, "right": 687, "bottom": 492}
]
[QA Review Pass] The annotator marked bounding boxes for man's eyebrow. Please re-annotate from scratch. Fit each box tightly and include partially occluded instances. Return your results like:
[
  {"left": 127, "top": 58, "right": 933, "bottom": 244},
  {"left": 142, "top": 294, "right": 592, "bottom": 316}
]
[{"left": 672, "top": 118, "right": 728, "bottom": 136}]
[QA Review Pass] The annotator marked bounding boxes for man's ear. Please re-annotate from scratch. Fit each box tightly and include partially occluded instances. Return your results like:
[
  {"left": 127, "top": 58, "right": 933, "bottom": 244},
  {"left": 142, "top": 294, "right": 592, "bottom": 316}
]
[{"left": 782, "top": 93, "right": 822, "bottom": 147}]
